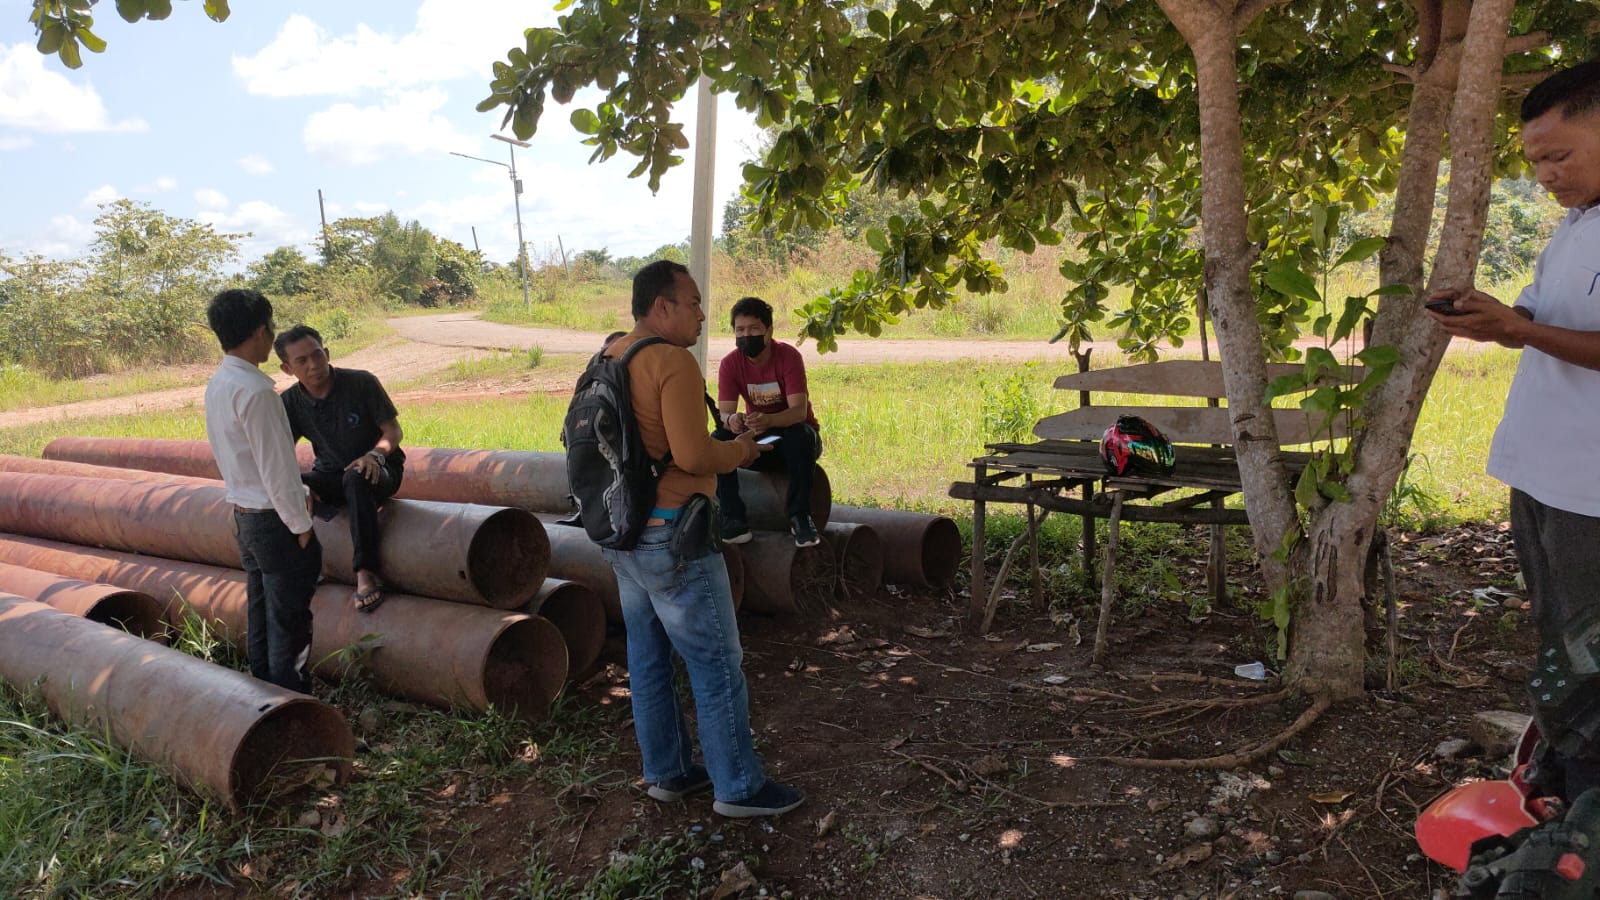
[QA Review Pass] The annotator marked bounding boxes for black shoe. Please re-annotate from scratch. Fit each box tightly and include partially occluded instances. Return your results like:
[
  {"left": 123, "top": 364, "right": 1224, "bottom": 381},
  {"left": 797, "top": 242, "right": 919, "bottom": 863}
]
[
  {"left": 721, "top": 517, "right": 753, "bottom": 544},
  {"left": 713, "top": 779, "right": 805, "bottom": 818},
  {"left": 646, "top": 764, "right": 712, "bottom": 802},
  {"left": 790, "top": 514, "right": 821, "bottom": 548}
]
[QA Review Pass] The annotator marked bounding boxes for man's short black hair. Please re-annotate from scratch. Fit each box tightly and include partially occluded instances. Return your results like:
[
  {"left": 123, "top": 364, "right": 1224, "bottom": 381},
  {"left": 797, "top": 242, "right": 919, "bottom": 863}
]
[
  {"left": 206, "top": 288, "right": 274, "bottom": 352},
  {"left": 631, "top": 260, "right": 689, "bottom": 319},
  {"left": 274, "top": 324, "right": 325, "bottom": 361},
  {"left": 729, "top": 296, "right": 773, "bottom": 330},
  {"left": 1521, "top": 59, "right": 1600, "bottom": 122}
]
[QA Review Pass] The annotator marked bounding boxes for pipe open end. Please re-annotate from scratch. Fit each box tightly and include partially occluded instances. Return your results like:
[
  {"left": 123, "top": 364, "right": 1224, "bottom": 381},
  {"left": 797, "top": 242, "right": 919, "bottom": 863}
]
[
  {"left": 789, "top": 541, "right": 837, "bottom": 616},
  {"left": 468, "top": 509, "right": 550, "bottom": 608},
  {"left": 921, "top": 517, "right": 962, "bottom": 586},
  {"left": 533, "top": 583, "right": 605, "bottom": 676},
  {"left": 230, "top": 698, "right": 354, "bottom": 810},
  {"left": 832, "top": 525, "right": 885, "bottom": 601},
  {"left": 482, "top": 615, "right": 568, "bottom": 722},
  {"left": 87, "top": 590, "right": 169, "bottom": 644}
]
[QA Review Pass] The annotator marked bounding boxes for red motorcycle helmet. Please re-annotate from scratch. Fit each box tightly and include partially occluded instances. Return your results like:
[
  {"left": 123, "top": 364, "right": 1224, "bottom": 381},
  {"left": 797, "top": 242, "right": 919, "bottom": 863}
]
[{"left": 1100, "top": 415, "right": 1176, "bottom": 477}]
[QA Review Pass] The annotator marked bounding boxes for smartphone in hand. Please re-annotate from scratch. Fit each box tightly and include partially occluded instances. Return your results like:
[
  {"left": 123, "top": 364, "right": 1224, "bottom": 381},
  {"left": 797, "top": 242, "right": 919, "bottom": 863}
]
[
  {"left": 756, "top": 434, "right": 782, "bottom": 445},
  {"left": 1425, "top": 292, "right": 1468, "bottom": 316}
]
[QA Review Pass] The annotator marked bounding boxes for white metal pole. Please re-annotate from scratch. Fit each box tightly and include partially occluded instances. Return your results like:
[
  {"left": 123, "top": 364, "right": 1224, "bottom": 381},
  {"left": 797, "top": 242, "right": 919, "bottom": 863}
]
[
  {"left": 688, "top": 74, "right": 717, "bottom": 373},
  {"left": 508, "top": 145, "right": 530, "bottom": 310}
]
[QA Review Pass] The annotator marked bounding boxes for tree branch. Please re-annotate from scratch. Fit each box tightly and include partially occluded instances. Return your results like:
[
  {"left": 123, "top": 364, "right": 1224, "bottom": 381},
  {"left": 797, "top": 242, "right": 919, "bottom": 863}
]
[
  {"left": 1502, "top": 31, "right": 1550, "bottom": 56},
  {"left": 1233, "top": 0, "right": 1283, "bottom": 30}
]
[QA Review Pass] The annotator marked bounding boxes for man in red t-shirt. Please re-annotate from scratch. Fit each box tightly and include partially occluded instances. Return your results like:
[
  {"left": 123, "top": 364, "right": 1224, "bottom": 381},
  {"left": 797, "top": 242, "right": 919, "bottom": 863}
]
[{"left": 715, "top": 296, "right": 823, "bottom": 547}]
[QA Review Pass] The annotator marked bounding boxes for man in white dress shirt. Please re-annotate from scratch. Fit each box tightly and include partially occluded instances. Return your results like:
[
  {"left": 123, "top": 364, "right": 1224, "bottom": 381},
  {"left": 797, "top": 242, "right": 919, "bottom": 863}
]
[
  {"left": 203, "top": 288, "right": 322, "bottom": 693},
  {"left": 1429, "top": 60, "right": 1600, "bottom": 803}
]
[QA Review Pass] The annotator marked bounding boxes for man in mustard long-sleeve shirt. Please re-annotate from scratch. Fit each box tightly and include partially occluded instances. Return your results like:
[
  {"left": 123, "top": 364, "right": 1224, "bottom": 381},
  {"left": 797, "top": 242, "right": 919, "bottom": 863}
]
[{"left": 601, "top": 260, "right": 805, "bottom": 818}]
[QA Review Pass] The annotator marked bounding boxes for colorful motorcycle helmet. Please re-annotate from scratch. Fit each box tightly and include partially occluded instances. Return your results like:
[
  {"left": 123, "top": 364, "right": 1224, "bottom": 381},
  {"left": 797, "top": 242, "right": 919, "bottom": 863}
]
[{"left": 1100, "top": 415, "right": 1176, "bottom": 477}]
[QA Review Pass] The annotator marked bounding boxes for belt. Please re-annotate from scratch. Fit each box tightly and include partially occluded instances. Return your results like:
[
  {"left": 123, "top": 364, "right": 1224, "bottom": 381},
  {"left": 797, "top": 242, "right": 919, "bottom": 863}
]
[
  {"left": 233, "top": 505, "right": 273, "bottom": 513},
  {"left": 646, "top": 506, "right": 679, "bottom": 527}
]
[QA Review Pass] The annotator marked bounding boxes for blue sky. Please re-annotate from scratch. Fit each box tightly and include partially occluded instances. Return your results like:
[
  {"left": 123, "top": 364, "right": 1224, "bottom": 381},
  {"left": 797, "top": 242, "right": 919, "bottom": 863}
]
[{"left": 0, "top": 1, "right": 765, "bottom": 269}]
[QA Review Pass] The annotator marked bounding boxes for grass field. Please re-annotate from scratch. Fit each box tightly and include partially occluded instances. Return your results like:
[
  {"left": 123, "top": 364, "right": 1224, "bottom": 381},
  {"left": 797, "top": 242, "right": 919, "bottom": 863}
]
[{"left": 0, "top": 347, "right": 1518, "bottom": 524}]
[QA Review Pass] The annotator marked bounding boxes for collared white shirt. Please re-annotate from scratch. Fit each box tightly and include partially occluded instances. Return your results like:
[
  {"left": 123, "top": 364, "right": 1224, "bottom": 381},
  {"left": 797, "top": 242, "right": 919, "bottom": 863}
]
[
  {"left": 1487, "top": 204, "right": 1600, "bottom": 516},
  {"left": 204, "top": 354, "right": 313, "bottom": 533}
]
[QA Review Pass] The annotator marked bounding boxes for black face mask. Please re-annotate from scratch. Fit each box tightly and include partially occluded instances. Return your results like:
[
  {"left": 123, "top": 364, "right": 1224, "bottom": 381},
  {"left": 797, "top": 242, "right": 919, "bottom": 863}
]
[{"left": 736, "top": 334, "right": 767, "bottom": 358}]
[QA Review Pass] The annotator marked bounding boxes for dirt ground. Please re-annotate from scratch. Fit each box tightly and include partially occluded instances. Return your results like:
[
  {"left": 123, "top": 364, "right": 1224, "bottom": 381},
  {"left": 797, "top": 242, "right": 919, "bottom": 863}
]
[
  {"left": 12, "top": 318, "right": 1528, "bottom": 898},
  {"left": 324, "top": 519, "right": 1528, "bottom": 899}
]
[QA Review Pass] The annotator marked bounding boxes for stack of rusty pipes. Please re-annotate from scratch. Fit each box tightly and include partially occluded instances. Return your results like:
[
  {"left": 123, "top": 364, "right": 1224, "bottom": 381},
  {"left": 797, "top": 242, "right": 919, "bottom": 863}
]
[
  {"left": 39, "top": 437, "right": 962, "bottom": 602},
  {"left": 0, "top": 463, "right": 577, "bottom": 720},
  {"left": 0, "top": 454, "right": 604, "bottom": 671}
]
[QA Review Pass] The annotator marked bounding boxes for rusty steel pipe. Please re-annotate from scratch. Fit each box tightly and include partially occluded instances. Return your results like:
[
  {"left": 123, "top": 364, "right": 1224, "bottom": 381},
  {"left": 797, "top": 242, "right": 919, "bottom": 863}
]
[
  {"left": 538, "top": 516, "right": 622, "bottom": 622},
  {"left": 829, "top": 505, "right": 961, "bottom": 588},
  {"left": 528, "top": 579, "right": 606, "bottom": 675},
  {"left": 822, "top": 522, "right": 885, "bottom": 603},
  {"left": 0, "top": 594, "right": 353, "bottom": 810},
  {"left": 0, "top": 561, "right": 167, "bottom": 641},
  {"left": 0, "top": 470, "right": 547, "bottom": 609},
  {"left": 739, "top": 533, "right": 836, "bottom": 616},
  {"left": 44, "top": 438, "right": 834, "bottom": 532},
  {"left": 0, "top": 534, "right": 567, "bottom": 720}
]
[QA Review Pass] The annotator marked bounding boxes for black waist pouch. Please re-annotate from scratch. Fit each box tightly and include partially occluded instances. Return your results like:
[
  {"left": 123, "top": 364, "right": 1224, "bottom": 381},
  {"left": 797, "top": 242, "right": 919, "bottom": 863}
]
[{"left": 669, "top": 493, "right": 722, "bottom": 561}]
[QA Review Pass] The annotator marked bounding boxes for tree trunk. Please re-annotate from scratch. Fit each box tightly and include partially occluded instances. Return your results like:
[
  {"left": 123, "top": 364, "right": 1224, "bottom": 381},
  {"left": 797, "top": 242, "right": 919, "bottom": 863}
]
[
  {"left": 1283, "top": 0, "right": 1516, "bottom": 699},
  {"left": 1162, "top": 0, "right": 1518, "bottom": 700},
  {"left": 1158, "top": 1, "right": 1300, "bottom": 599}
]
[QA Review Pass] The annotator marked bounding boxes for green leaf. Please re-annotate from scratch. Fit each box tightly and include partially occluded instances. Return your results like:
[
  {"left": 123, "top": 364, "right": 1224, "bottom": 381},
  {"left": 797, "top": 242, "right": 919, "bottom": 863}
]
[
  {"left": 203, "top": 0, "right": 230, "bottom": 22},
  {"left": 1294, "top": 462, "right": 1321, "bottom": 510},
  {"left": 1334, "top": 236, "right": 1386, "bottom": 268},
  {"left": 74, "top": 25, "right": 106, "bottom": 54},
  {"left": 144, "top": 0, "right": 172, "bottom": 20},
  {"left": 569, "top": 108, "right": 600, "bottom": 134},
  {"left": 115, "top": 0, "right": 146, "bottom": 23},
  {"left": 58, "top": 36, "right": 82, "bottom": 68},
  {"left": 865, "top": 227, "right": 888, "bottom": 253},
  {"left": 37, "top": 22, "right": 66, "bottom": 54},
  {"left": 1265, "top": 260, "right": 1320, "bottom": 304}
]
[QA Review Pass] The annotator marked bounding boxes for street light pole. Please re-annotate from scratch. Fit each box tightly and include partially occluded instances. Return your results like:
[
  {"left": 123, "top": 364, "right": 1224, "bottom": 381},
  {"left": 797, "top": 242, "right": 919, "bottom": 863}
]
[
  {"left": 490, "top": 134, "right": 532, "bottom": 311},
  {"left": 449, "top": 134, "right": 533, "bottom": 310}
]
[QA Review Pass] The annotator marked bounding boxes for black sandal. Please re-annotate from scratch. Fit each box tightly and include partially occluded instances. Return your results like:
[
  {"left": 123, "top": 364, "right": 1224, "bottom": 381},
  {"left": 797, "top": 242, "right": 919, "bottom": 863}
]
[{"left": 352, "top": 585, "right": 386, "bottom": 614}]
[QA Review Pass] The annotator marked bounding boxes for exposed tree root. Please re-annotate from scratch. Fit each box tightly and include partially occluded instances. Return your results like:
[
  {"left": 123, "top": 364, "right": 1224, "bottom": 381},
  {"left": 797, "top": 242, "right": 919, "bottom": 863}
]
[
  {"left": 1090, "top": 696, "right": 1333, "bottom": 770},
  {"left": 1126, "top": 688, "right": 1290, "bottom": 718},
  {"left": 1140, "top": 672, "right": 1277, "bottom": 689}
]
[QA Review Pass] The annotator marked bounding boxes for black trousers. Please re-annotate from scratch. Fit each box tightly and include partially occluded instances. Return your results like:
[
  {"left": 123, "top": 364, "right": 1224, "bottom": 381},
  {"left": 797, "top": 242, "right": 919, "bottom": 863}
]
[
  {"left": 234, "top": 509, "right": 322, "bottom": 693},
  {"left": 1511, "top": 488, "right": 1600, "bottom": 801},
  {"left": 303, "top": 464, "right": 402, "bottom": 574},
  {"left": 713, "top": 423, "right": 821, "bottom": 521}
]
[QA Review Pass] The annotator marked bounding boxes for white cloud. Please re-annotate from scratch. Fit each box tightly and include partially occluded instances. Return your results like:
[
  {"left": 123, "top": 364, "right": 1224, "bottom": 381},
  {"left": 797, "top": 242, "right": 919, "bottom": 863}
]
[
  {"left": 233, "top": 2, "right": 555, "bottom": 98},
  {"left": 0, "top": 135, "right": 33, "bottom": 151},
  {"left": 303, "top": 89, "right": 468, "bottom": 165},
  {"left": 134, "top": 176, "right": 178, "bottom": 194},
  {"left": 194, "top": 188, "right": 230, "bottom": 210},
  {"left": 0, "top": 43, "right": 146, "bottom": 134},
  {"left": 238, "top": 154, "right": 275, "bottom": 176},
  {"left": 80, "top": 184, "right": 120, "bottom": 209}
]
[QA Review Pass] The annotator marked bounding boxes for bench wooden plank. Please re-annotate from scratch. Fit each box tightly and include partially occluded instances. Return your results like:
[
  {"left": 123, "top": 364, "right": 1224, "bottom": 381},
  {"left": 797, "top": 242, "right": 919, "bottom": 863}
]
[
  {"left": 1033, "top": 405, "right": 1343, "bottom": 446},
  {"left": 1053, "top": 359, "right": 1364, "bottom": 396},
  {"left": 949, "top": 481, "right": 1253, "bottom": 525}
]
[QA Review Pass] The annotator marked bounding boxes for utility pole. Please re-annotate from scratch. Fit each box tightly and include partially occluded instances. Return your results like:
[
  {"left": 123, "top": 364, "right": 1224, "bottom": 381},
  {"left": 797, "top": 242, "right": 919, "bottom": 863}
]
[
  {"left": 490, "top": 134, "right": 532, "bottom": 311},
  {"left": 317, "top": 189, "right": 332, "bottom": 261},
  {"left": 450, "top": 135, "right": 533, "bottom": 310}
]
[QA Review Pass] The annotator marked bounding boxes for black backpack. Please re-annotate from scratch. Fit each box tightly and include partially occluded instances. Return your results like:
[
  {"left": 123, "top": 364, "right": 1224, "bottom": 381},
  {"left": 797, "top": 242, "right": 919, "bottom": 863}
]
[{"left": 562, "top": 336, "right": 671, "bottom": 550}]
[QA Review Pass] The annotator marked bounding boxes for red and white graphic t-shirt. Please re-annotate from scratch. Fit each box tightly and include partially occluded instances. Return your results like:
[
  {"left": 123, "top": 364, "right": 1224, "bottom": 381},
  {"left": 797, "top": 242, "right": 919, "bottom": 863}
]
[{"left": 717, "top": 340, "right": 820, "bottom": 430}]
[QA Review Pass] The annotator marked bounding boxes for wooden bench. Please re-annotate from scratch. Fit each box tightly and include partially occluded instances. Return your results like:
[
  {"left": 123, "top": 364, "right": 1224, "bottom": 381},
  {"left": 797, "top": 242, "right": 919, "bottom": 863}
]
[{"left": 949, "top": 358, "right": 1363, "bottom": 660}]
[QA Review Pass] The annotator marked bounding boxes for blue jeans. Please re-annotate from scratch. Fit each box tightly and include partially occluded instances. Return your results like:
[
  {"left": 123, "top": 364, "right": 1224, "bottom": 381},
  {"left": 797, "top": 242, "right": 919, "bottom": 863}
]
[
  {"left": 603, "top": 523, "right": 765, "bottom": 801},
  {"left": 234, "top": 509, "right": 322, "bottom": 693}
]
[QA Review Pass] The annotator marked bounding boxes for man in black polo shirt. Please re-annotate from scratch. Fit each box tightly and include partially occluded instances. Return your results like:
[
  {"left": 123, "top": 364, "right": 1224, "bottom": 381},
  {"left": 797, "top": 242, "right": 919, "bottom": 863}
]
[{"left": 274, "top": 325, "right": 405, "bottom": 612}]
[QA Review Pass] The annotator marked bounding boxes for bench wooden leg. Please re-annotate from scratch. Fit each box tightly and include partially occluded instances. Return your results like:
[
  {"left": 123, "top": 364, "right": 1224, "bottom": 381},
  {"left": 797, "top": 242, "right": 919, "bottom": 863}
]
[
  {"left": 1026, "top": 481, "right": 1042, "bottom": 606},
  {"left": 1092, "top": 492, "right": 1125, "bottom": 665},
  {"left": 1207, "top": 498, "right": 1226, "bottom": 606},
  {"left": 967, "top": 463, "right": 988, "bottom": 633},
  {"left": 1081, "top": 483, "right": 1097, "bottom": 588}
]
